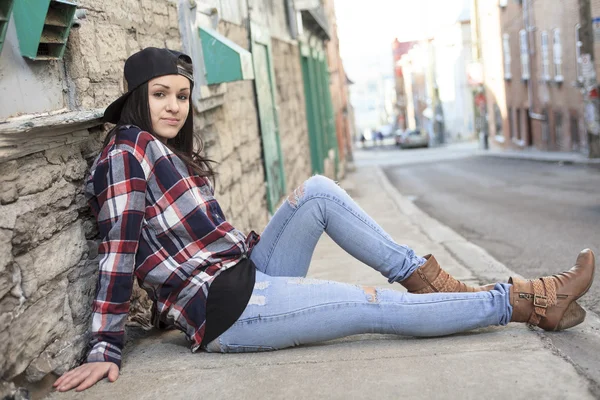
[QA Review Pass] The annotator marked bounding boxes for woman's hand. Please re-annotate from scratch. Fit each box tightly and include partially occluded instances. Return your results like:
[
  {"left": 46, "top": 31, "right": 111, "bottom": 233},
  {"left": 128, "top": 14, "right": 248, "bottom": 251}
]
[{"left": 53, "top": 362, "right": 119, "bottom": 392}]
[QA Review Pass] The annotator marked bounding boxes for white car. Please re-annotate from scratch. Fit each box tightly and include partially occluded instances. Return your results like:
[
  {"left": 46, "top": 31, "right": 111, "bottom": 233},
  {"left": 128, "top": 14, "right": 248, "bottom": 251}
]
[{"left": 395, "top": 129, "right": 429, "bottom": 149}]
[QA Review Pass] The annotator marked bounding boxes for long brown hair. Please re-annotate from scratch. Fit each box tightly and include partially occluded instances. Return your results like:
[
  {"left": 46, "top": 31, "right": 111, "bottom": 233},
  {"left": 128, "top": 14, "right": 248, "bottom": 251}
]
[{"left": 102, "top": 59, "right": 215, "bottom": 179}]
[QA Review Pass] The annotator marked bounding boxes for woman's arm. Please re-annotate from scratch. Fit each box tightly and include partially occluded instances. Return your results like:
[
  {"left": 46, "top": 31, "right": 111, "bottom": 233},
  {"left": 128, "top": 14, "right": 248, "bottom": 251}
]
[{"left": 56, "top": 150, "right": 147, "bottom": 392}]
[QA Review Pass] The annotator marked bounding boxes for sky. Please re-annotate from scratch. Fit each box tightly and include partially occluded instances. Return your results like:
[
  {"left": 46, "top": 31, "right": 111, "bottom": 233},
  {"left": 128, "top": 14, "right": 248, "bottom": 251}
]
[{"left": 334, "top": 0, "right": 469, "bottom": 82}]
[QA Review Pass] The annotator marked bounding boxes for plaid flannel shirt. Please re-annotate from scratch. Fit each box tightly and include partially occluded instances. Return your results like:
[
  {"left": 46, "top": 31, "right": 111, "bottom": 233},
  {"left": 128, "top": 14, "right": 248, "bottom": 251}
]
[{"left": 84, "top": 126, "right": 258, "bottom": 367}]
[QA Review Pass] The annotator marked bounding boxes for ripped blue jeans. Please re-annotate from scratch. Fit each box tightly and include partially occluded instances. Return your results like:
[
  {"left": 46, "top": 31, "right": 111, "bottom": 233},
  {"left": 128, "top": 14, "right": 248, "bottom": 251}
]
[{"left": 204, "top": 175, "right": 512, "bottom": 353}]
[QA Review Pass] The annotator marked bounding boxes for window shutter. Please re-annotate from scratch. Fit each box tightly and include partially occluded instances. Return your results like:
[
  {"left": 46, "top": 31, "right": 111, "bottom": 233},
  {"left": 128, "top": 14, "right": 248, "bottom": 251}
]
[
  {"left": 541, "top": 31, "right": 550, "bottom": 81},
  {"left": 503, "top": 33, "right": 512, "bottom": 80},
  {"left": 12, "top": 0, "right": 77, "bottom": 60},
  {"left": 553, "top": 28, "right": 563, "bottom": 81},
  {"left": 520, "top": 29, "right": 530, "bottom": 80},
  {"left": 576, "top": 24, "right": 583, "bottom": 83}
]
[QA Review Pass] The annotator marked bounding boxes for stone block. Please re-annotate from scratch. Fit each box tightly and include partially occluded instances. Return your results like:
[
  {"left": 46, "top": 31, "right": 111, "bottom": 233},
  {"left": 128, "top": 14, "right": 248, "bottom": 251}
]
[
  {"left": 138, "top": 34, "right": 166, "bottom": 50},
  {"left": 81, "top": 95, "right": 96, "bottom": 109},
  {"left": 1, "top": 280, "right": 69, "bottom": 380},
  {"left": 74, "top": 77, "right": 91, "bottom": 93},
  {"left": 167, "top": 3, "right": 178, "bottom": 27},
  {"left": 0, "top": 184, "right": 18, "bottom": 205},
  {"left": 103, "top": 0, "right": 143, "bottom": 24},
  {"left": 153, "top": 13, "right": 170, "bottom": 31},
  {"left": 228, "top": 181, "right": 245, "bottom": 218},
  {"left": 140, "top": 0, "right": 153, "bottom": 12},
  {"left": 0, "top": 160, "right": 18, "bottom": 182},
  {"left": 92, "top": 82, "right": 122, "bottom": 109},
  {"left": 153, "top": 1, "right": 169, "bottom": 15},
  {"left": 25, "top": 332, "right": 87, "bottom": 382},
  {"left": 0, "top": 228, "right": 14, "bottom": 300},
  {"left": 239, "top": 140, "right": 262, "bottom": 166},
  {"left": 11, "top": 177, "right": 80, "bottom": 248},
  {"left": 64, "top": 157, "right": 89, "bottom": 182},
  {"left": 15, "top": 155, "right": 64, "bottom": 197},
  {"left": 15, "top": 222, "right": 86, "bottom": 298},
  {"left": 13, "top": 204, "right": 80, "bottom": 253},
  {"left": 67, "top": 258, "right": 98, "bottom": 326},
  {"left": 45, "top": 144, "right": 79, "bottom": 165},
  {"left": 165, "top": 37, "right": 182, "bottom": 52}
]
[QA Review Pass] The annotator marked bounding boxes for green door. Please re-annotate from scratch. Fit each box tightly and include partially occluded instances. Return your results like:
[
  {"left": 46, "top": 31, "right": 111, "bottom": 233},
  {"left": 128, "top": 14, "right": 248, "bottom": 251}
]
[
  {"left": 251, "top": 23, "right": 286, "bottom": 214},
  {"left": 300, "top": 42, "right": 339, "bottom": 178}
]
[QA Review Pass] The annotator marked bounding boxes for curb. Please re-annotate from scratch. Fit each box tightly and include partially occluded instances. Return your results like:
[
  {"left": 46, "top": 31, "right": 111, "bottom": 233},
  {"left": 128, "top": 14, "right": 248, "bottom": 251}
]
[
  {"left": 374, "top": 165, "right": 600, "bottom": 396},
  {"left": 479, "top": 150, "right": 600, "bottom": 165}
]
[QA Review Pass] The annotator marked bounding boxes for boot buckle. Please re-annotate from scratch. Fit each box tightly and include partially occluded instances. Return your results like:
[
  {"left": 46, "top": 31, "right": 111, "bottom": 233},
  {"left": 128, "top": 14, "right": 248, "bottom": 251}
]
[{"left": 533, "top": 294, "right": 548, "bottom": 308}]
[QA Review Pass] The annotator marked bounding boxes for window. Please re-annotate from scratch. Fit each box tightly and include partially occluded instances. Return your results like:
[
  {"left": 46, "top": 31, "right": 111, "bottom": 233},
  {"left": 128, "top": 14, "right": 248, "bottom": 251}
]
[
  {"left": 542, "top": 109, "right": 550, "bottom": 144},
  {"left": 555, "top": 111, "right": 564, "bottom": 149},
  {"left": 541, "top": 31, "right": 551, "bottom": 81},
  {"left": 503, "top": 34, "right": 512, "bottom": 80},
  {"left": 494, "top": 103, "right": 503, "bottom": 136},
  {"left": 576, "top": 24, "right": 583, "bottom": 83},
  {"left": 553, "top": 28, "right": 563, "bottom": 82},
  {"left": 570, "top": 116, "right": 580, "bottom": 151},
  {"left": 519, "top": 29, "right": 530, "bottom": 80},
  {"left": 509, "top": 107, "right": 514, "bottom": 138}
]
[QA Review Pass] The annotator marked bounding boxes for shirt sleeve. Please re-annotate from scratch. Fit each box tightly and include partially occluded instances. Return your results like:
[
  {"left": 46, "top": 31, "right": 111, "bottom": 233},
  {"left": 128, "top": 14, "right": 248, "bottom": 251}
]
[{"left": 87, "top": 150, "right": 147, "bottom": 368}]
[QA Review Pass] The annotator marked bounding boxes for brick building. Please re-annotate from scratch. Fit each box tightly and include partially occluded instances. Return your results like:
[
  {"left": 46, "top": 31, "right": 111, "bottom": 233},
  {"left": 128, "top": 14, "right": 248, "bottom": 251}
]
[
  {"left": 475, "top": 0, "right": 588, "bottom": 152},
  {"left": 325, "top": 0, "right": 354, "bottom": 175},
  {"left": 0, "top": 0, "right": 351, "bottom": 395}
]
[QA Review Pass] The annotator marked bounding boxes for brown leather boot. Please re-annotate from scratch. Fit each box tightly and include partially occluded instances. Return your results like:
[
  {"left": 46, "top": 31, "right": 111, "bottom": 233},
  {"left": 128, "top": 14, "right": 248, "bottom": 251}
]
[
  {"left": 509, "top": 249, "right": 595, "bottom": 331},
  {"left": 399, "top": 254, "right": 495, "bottom": 294}
]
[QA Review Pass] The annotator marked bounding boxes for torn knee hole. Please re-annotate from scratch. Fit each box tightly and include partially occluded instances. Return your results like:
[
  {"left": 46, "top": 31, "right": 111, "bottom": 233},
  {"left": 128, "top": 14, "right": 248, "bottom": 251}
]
[
  {"left": 287, "top": 183, "right": 305, "bottom": 207},
  {"left": 362, "top": 286, "right": 378, "bottom": 303}
]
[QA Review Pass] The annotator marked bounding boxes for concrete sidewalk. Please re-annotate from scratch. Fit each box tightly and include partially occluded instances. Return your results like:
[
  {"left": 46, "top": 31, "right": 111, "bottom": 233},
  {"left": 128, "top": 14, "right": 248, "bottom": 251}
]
[{"left": 49, "top": 166, "right": 597, "bottom": 400}]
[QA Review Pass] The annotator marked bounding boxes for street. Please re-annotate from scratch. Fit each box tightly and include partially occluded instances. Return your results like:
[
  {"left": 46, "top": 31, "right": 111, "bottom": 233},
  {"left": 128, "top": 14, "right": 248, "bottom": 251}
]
[
  {"left": 352, "top": 141, "right": 600, "bottom": 392},
  {"left": 380, "top": 145, "right": 600, "bottom": 316}
]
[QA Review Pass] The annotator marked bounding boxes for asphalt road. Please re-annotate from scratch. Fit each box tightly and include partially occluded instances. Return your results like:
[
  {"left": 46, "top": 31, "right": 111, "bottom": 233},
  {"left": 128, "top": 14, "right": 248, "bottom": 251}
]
[{"left": 383, "top": 153, "right": 600, "bottom": 316}]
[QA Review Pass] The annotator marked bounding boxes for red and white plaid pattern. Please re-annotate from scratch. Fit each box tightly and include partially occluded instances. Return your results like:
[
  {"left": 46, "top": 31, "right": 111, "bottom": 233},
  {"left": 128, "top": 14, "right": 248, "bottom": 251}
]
[{"left": 85, "top": 126, "right": 258, "bottom": 367}]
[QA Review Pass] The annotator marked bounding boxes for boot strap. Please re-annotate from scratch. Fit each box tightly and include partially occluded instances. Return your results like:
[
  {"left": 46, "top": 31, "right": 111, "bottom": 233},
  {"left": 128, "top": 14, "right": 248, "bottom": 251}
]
[
  {"left": 420, "top": 268, "right": 462, "bottom": 293},
  {"left": 528, "top": 277, "right": 557, "bottom": 326}
]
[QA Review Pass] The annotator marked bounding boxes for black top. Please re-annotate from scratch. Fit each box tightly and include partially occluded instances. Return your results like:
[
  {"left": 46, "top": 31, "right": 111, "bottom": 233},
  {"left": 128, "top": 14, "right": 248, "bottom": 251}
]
[{"left": 201, "top": 258, "right": 257, "bottom": 347}]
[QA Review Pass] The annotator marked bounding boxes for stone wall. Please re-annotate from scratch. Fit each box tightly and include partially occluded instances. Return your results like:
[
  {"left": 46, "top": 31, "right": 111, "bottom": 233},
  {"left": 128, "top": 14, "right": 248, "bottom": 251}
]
[
  {"left": 0, "top": 0, "right": 315, "bottom": 393},
  {"left": 271, "top": 39, "right": 312, "bottom": 193},
  {"left": 0, "top": 128, "right": 106, "bottom": 387}
]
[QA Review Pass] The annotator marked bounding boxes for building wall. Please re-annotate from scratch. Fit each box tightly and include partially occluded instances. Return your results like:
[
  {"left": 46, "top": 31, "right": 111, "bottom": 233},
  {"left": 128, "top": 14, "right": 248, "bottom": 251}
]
[
  {"left": 592, "top": 0, "right": 600, "bottom": 77},
  {"left": 434, "top": 21, "right": 475, "bottom": 141},
  {"left": 497, "top": 1, "right": 528, "bottom": 148},
  {"left": 324, "top": 0, "right": 353, "bottom": 176},
  {"left": 532, "top": 0, "right": 585, "bottom": 151},
  {"left": 0, "top": 0, "right": 318, "bottom": 392},
  {"left": 479, "top": 0, "right": 585, "bottom": 152}
]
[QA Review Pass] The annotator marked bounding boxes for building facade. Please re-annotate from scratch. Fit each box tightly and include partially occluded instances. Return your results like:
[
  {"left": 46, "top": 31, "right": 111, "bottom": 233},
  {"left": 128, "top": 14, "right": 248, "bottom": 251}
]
[
  {"left": 0, "top": 0, "right": 351, "bottom": 395},
  {"left": 475, "top": 0, "right": 588, "bottom": 153}
]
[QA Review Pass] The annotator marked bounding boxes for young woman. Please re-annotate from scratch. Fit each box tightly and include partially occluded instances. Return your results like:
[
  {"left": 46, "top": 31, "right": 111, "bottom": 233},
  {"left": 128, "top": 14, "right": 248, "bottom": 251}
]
[{"left": 54, "top": 48, "right": 595, "bottom": 393}]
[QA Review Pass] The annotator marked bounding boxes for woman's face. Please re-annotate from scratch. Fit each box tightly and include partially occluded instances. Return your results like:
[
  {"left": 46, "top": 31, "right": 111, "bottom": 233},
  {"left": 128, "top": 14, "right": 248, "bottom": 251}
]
[{"left": 148, "top": 74, "right": 191, "bottom": 142}]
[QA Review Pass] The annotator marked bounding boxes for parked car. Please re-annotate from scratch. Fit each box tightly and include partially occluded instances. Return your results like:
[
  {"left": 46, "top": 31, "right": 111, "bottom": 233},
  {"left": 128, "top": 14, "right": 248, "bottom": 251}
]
[{"left": 395, "top": 129, "right": 429, "bottom": 149}]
